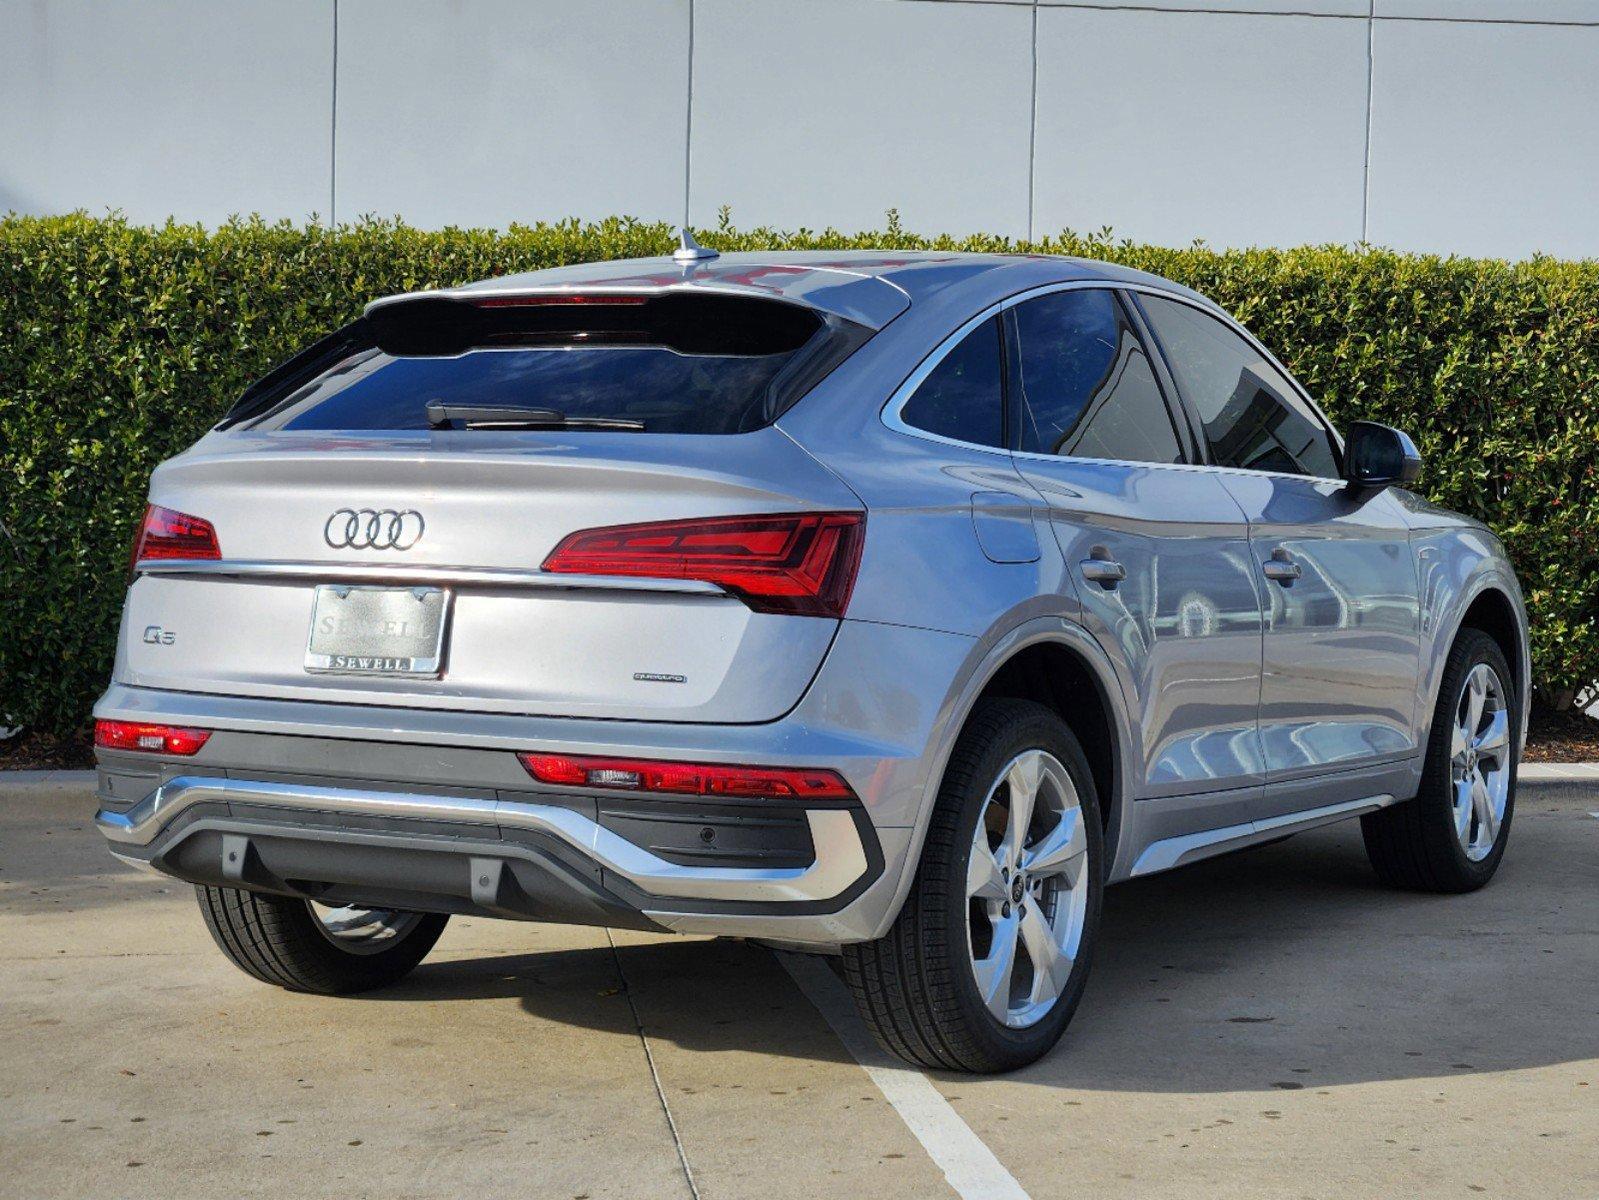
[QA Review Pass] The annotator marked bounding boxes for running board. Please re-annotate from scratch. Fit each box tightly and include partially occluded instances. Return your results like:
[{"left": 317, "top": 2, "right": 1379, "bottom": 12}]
[{"left": 1130, "top": 794, "right": 1397, "bottom": 877}]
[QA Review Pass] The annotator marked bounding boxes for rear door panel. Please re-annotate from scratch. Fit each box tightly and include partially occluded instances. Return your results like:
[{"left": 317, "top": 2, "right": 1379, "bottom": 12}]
[{"left": 1018, "top": 459, "right": 1266, "bottom": 799}]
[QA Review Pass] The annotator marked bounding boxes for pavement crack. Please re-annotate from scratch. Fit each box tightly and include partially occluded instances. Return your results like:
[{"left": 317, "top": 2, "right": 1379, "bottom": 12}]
[{"left": 606, "top": 930, "right": 700, "bottom": 1200}]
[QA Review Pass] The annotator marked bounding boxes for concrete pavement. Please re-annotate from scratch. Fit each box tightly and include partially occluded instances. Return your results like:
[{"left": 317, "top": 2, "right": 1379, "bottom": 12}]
[{"left": 1, "top": 779, "right": 1594, "bottom": 1199}]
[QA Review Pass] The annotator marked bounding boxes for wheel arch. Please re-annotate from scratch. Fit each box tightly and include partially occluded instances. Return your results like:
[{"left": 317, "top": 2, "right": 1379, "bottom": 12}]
[
  {"left": 1429, "top": 575, "right": 1531, "bottom": 753},
  {"left": 1458, "top": 587, "right": 1525, "bottom": 704},
  {"left": 873, "top": 617, "right": 1138, "bottom": 938}
]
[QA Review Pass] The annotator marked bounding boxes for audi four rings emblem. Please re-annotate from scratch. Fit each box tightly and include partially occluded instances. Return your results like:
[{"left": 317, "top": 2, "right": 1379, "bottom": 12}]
[{"left": 324, "top": 508, "right": 425, "bottom": 551}]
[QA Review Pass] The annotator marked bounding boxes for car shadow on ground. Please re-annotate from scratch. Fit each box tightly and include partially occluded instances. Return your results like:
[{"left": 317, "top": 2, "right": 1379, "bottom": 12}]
[{"left": 367, "top": 810, "right": 1596, "bottom": 1093}]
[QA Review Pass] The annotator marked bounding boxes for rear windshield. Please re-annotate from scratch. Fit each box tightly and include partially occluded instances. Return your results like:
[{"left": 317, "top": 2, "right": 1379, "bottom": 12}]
[{"left": 224, "top": 292, "right": 860, "bottom": 435}]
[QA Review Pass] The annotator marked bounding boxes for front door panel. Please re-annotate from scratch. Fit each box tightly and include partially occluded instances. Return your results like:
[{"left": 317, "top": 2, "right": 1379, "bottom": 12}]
[
  {"left": 1217, "top": 473, "right": 1422, "bottom": 779},
  {"left": 1016, "top": 460, "right": 1266, "bottom": 799}
]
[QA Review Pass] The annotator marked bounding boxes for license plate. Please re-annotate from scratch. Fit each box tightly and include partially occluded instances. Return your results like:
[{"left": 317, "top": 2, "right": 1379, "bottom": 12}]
[{"left": 304, "top": 585, "right": 450, "bottom": 677}]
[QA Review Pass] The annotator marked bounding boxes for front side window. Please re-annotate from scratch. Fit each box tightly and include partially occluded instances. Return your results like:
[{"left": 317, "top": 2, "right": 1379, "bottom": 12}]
[
  {"left": 1010, "top": 289, "right": 1184, "bottom": 464},
  {"left": 1138, "top": 295, "right": 1339, "bottom": 478},
  {"left": 899, "top": 315, "right": 1005, "bottom": 448}
]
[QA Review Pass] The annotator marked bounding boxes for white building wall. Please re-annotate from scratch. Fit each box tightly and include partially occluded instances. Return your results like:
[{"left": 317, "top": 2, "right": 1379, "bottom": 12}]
[
  {"left": 3, "top": 0, "right": 1597, "bottom": 259},
  {"left": 0, "top": 0, "right": 333, "bottom": 225}
]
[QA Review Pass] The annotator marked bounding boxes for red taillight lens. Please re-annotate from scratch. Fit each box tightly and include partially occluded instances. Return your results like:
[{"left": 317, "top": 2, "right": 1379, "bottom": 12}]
[
  {"left": 94, "top": 719, "right": 211, "bottom": 757},
  {"left": 131, "top": 504, "right": 221, "bottom": 567},
  {"left": 519, "top": 752, "right": 854, "bottom": 800},
  {"left": 541, "top": 511, "right": 865, "bottom": 618}
]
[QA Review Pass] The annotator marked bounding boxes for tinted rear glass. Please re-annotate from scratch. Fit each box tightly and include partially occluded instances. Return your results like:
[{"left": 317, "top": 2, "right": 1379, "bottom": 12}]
[
  {"left": 899, "top": 316, "right": 1005, "bottom": 448},
  {"left": 230, "top": 293, "right": 842, "bottom": 435}
]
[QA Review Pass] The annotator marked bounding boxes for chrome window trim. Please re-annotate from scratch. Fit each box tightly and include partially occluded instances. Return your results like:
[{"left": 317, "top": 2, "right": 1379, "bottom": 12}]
[{"left": 880, "top": 280, "right": 1347, "bottom": 486}]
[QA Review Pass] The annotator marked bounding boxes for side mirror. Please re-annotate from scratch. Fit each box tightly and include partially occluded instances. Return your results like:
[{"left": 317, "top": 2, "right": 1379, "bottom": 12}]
[{"left": 1344, "top": 421, "right": 1422, "bottom": 490}]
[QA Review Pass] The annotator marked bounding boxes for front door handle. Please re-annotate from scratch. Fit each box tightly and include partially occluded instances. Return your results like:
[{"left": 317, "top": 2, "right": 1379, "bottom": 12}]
[
  {"left": 1080, "top": 551, "right": 1127, "bottom": 589},
  {"left": 1262, "top": 548, "right": 1302, "bottom": 585}
]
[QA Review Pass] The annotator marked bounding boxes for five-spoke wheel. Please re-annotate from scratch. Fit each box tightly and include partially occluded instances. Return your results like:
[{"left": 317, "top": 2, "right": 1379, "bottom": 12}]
[
  {"left": 1363, "top": 626, "right": 1518, "bottom": 892},
  {"left": 1449, "top": 662, "right": 1511, "bottom": 862},
  {"left": 843, "top": 697, "right": 1103, "bottom": 1073},
  {"left": 966, "top": 750, "right": 1091, "bottom": 1029}
]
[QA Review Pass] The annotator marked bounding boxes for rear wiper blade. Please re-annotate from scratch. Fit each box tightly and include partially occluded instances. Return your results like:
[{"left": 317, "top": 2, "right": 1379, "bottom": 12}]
[{"left": 425, "top": 402, "right": 644, "bottom": 431}]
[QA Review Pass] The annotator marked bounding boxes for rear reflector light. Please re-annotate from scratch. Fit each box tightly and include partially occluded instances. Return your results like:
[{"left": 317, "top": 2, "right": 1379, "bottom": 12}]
[
  {"left": 541, "top": 511, "right": 865, "bottom": 618},
  {"left": 94, "top": 719, "right": 211, "bottom": 757},
  {"left": 519, "top": 753, "right": 855, "bottom": 800},
  {"left": 131, "top": 504, "right": 221, "bottom": 566}
]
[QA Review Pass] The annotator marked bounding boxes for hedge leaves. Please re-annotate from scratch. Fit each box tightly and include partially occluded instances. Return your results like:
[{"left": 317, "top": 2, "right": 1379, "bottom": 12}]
[{"left": 2, "top": 213, "right": 1595, "bottom": 734}]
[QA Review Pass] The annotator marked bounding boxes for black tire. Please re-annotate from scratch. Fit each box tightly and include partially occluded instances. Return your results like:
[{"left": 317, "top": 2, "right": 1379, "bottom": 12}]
[
  {"left": 196, "top": 885, "right": 448, "bottom": 994},
  {"left": 1361, "top": 627, "right": 1518, "bottom": 893},
  {"left": 842, "top": 698, "right": 1104, "bottom": 1073}
]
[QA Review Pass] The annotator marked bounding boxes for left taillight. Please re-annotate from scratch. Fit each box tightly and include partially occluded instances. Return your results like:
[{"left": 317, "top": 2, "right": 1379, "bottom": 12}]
[
  {"left": 541, "top": 511, "right": 865, "bottom": 618},
  {"left": 130, "top": 504, "right": 221, "bottom": 574},
  {"left": 94, "top": 720, "right": 211, "bottom": 756}
]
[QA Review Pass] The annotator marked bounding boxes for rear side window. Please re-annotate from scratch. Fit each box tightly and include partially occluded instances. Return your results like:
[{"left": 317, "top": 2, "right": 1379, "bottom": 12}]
[
  {"left": 1138, "top": 295, "right": 1339, "bottom": 478},
  {"left": 899, "top": 316, "right": 1005, "bottom": 448},
  {"left": 1010, "top": 288, "right": 1184, "bottom": 464},
  {"left": 225, "top": 293, "right": 857, "bottom": 435}
]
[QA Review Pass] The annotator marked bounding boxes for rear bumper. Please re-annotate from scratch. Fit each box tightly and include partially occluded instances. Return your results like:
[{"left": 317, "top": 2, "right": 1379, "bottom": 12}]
[
  {"left": 99, "top": 773, "right": 875, "bottom": 906},
  {"left": 91, "top": 619, "right": 980, "bottom": 942}
]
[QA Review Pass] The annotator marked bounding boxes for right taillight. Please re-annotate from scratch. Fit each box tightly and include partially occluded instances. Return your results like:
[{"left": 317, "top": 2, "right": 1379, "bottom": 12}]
[
  {"left": 541, "top": 511, "right": 865, "bottom": 618},
  {"left": 130, "top": 504, "right": 221, "bottom": 573},
  {"left": 519, "top": 752, "right": 855, "bottom": 800}
]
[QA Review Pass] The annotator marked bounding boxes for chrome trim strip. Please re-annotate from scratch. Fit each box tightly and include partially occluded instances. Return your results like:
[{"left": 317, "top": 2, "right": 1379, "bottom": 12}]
[
  {"left": 95, "top": 776, "right": 868, "bottom": 904},
  {"left": 1129, "top": 794, "right": 1396, "bottom": 877},
  {"left": 133, "top": 559, "right": 726, "bottom": 596}
]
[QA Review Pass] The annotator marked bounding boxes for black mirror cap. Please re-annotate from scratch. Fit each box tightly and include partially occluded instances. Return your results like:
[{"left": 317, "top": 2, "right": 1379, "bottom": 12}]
[{"left": 1345, "top": 421, "right": 1423, "bottom": 489}]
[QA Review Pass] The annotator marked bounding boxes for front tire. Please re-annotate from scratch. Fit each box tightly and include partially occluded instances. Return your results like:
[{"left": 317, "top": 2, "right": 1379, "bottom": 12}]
[
  {"left": 196, "top": 886, "right": 448, "bottom": 994},
  {"left": 1361, "top": 627, "right": 1518, "bottom": 892},
  {"left": 842, "top": 698, "right": 1103, "bottom": 1073}
]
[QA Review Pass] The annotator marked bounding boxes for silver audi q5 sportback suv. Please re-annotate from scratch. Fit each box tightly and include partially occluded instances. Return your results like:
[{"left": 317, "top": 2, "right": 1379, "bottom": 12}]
[{"left": 95, "top": 240, "right": 1528, "bottom": 1072}]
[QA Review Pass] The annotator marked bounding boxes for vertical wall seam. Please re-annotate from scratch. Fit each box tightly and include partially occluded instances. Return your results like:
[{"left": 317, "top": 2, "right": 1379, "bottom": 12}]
[
  {"left": 1361, "top": 0, "right": 1374, "bottom": 244},
  {"left": 1027, "top": 1, "right": 1039, "bottom": 243},
  {"left": 330, "top": 0, "right": 339, "bottom": 225},
  {"left": 683, "top": 0, "right": 695, "bottom": 228}
]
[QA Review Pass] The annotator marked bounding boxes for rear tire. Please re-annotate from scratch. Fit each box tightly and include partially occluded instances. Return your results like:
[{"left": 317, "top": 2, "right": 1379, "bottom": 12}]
[
  {"left": 842, "top": 698, "right": 1103, "bottom": 1073},
  {"left": 1361, "top": 627, "right": 1518, "bottom": 893},
  {"left": 196, "top": 886, "right": 448, "bottom": 994}
]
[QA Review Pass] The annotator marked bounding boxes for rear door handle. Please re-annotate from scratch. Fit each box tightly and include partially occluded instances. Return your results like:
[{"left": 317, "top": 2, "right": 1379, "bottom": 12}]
[
  {"left": 1262, "top": 549, "right": 1302, "bottom": 585},
  {"left": 1080, "top": 553, "right": 1127, "bottom": 589}
]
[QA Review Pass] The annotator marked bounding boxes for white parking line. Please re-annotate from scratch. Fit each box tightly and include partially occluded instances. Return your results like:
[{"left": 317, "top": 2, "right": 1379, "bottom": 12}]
[{"left": 779, "top": 952, "right": 1032, "bottom": 1200}]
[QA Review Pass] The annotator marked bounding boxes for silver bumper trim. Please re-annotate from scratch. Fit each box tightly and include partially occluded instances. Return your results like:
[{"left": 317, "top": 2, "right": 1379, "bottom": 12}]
[
  {"left": 96, "top": 776, "right": 868, "bottom": 904},
  {"left": 1129, "top": 794, "right": 1396, "bottom": 876}
]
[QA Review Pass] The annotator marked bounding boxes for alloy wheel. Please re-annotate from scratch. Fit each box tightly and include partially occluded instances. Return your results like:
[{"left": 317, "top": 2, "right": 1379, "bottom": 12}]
[
  {"left": 1450, "top": 662, "right": 1511, "bottom": 862},
  {"left": 308, "top": 902, "right": 424, "bottom": 955},
  {"left": 965, "top": 749, "right": 1092, "bottom": 1029}
]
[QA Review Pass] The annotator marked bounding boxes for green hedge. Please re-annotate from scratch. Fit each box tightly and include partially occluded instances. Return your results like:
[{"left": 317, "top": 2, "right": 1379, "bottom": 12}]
[{"left": 2, "top": 212, "right": 1596, "bottom": 736}]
